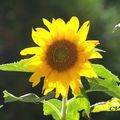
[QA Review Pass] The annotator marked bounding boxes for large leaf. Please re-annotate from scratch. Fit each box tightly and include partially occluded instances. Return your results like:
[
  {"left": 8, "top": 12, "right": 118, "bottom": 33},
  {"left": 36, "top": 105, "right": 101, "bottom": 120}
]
[
  {"left": 66, "top": 97, "right": 80, "bottom": 120},
  {"left": 87, "top": 64, "right": 120, "bottom": 98},
  {"left": 66, "top": 89, "right": 90, "bottom": 120},
  {"left": 2, "top": 90, "right": 55, "bottom": 104},
  {"left": 0, "top": 59, "right": 32, "bottom": 72},
  {"left": 43, "top": 99, "right": 62, "bottom": 120},
  {"left": 92, "top": 64, "right": 119, "bottom": 82},
  {"left": 91, "top": 97, "right": 120, "bottom": 112},
  {"left": 87, "top": 78, "right": 120, "bottom": 98}
]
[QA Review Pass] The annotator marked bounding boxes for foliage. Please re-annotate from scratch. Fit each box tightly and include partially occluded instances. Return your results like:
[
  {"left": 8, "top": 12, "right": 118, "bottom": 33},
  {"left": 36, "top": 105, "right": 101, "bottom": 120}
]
[
  {"left": 91, "top": 97, "right": 120, "bottom": 112},
  {"left": 0, "top": 61, "right": 120, "bottom": 120},
  {"left": 43, "top": 99, "right": 62, "bottom": 120},
  {"left": 0, "top": 59, "right": 32, "bottom": 72}
]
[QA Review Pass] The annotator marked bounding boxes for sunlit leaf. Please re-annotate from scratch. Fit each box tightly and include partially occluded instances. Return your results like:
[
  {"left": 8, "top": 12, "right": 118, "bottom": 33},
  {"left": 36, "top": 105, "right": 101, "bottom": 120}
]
[
  {"left": 67, "top": 98, "right": 80, "bottom": 120},
  {"left": 77, "top": 90, "right": 90, "bottom": 117},
  {"left": 67, "top": 89, "right": 90, "bottom": 120},
  {"left": 87, "top": 78, "right": 120, "bottom": 98},
  {"left": 91, "top": 97, "right": 120, "bottom": 112},
  {"left": 0, "top": 59, "right": 32, "bottom": 72},
  {"left": 43, "top": 99, "right": 62, "bottom": 120},
  {"left": 92, "top": 64, "right": 119, "bottom": 82},
  {"left": 87, "top": 64, "right": 120, "bottom": 98}
]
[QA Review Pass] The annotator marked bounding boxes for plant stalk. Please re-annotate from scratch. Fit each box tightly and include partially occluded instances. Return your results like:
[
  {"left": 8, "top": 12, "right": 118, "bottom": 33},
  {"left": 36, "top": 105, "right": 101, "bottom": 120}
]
[{"left": 61, "top": 97, "right": 67, "bottom": 120}]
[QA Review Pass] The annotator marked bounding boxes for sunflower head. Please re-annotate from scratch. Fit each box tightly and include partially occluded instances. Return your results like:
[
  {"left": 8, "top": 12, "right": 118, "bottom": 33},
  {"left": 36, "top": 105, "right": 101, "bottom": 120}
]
[{"left": 20, "top": 16, "right": 102, "bottom": 98}]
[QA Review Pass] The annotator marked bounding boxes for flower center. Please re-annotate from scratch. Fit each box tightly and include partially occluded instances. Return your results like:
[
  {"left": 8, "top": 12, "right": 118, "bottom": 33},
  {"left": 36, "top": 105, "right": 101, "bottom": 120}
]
[
  {"left": 54, "top": 47, "right": 69, "bottom": 61},
  {"left": 46, "top": 40, "right": 78, "bottom": 71}
]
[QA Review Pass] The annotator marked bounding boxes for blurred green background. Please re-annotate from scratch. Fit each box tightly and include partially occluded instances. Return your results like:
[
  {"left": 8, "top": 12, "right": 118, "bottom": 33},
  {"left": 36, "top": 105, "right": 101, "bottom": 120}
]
[{"left": 0, "top": 0, "right": 120, "bottom": 120}]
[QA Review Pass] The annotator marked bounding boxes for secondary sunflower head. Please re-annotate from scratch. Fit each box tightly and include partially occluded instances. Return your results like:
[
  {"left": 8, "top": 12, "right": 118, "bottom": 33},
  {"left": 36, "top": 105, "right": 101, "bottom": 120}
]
[{"left": 20, "top": 16, "right": 102, "bottom": 98}]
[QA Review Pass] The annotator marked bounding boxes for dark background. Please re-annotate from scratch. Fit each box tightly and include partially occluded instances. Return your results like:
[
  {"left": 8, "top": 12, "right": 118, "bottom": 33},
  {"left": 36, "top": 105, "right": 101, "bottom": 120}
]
[{"left": 0, "top": 0, "right": 120, "bottom": 120}]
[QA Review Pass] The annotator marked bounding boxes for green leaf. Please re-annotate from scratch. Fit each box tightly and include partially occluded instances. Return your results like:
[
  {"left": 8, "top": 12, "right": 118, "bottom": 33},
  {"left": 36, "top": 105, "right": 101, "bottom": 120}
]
[
  {"left": 87, "top": 64, "right": 120, "bottom": 98},
  {"left": 113, "top": 23, "right": 120, "bottom": 33},
  {"left": 92, "top": 64, "right": 119, "bottom": 82},
  {"left": 67, "top": 89, "right": 90, "bottom": 120},
  {"left": 91, "top": 97, "right": 120, "bottom": 112},
  {"left": 3, "top": 90, "right": 55, "bottom": 103},
  {"left": 67, "top": 98, "right": 80, "bottom": 120},
  {"left": 87, "top": 78, "right": 120, "bottom": 98},
  {"left": 0, "top": 105, "right": 3, "bottom": 108},
  {"left": 3, "top": 90, "right": 20, "bottom": 103},
  {"left": 77, "top": 90, "right": 90, "bottom": 117},
  {"left": 43, "top": 99, "right": 62, "bottom": 120},
  {"left": 0, "top": 59, "right": 32, "bottom": 72}
]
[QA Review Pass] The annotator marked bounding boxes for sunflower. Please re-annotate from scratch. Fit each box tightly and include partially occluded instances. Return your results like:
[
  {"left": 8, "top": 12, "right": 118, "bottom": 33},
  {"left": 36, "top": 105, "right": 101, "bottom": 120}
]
[{"left": 20, "top": 16, "right": 102, "bottom": 98}]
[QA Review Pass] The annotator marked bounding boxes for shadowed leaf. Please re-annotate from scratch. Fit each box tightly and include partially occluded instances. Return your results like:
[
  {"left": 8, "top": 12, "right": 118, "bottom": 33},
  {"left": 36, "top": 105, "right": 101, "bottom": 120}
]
[{"left": 3, "top": 90, "right": 55, "bottom": 103}]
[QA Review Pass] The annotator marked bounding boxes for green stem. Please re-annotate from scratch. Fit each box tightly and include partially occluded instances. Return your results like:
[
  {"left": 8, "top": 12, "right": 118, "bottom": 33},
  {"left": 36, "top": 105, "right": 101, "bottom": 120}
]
[{"left": 61, "top": 97, "right": 67, "bottom": 120}]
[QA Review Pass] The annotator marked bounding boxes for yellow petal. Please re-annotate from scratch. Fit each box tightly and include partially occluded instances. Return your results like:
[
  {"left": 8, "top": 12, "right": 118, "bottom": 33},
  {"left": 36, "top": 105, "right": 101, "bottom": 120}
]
[
  {"left": 56, "top": 81, "right": 69, "bottom": 98},
  {"left": 43, "top": 78, "right": 56, "bottom": 91},
  {"left": 66, "top": 16, "right": 79, "bottom": 32},
  {"left": 20, "top": 47, "right": 41, "bottom": 56},
  {"left": 80, "top": 61, "right": 97, "bottom": 78},
  {"left": 44, "top": 87, "right": 55, "bottom": 95},
  {"left": 53, "top": 18, "right": 65, "bottom": 29},
  {"left": 43, "top": 73, "right": 56, "bottom": 95},
  {"left": 65, "top": 30, "right": 78, "bottom": 42},
  {"left": 70, "top": 79, "right": 80, "bottom": 95},
  {"left": 29, "top": 71, "right": 42, "bottom": 87},
  {"left": 78, "top": 21, "right": 90, "bottom": 42},
  {"left": 56, "top": 73, "right": 70, "bottom": 97},
  {"left": 90, "top": 51, "right": 103, "bottom": 59},
  {"left": 32, "top": 28, "right": 51, "bottom": 46},
  {"left": 44, "top": 71, "right": 69, "bottom": 98},
  {"left": 52, "top": 18, "right": 66, "bottom": 40},
  {"left": 52, "top": 18, "right": 56, "bottom": 23},
  {"left": 80, "top": 69, "right": 97, "bottom": 78},
  {"left": 43, "top": 78, "right": 55, "bottom": 95},
  {"left": 29, "top": 63, "right": 51, "bottom": 87},
  {"left": 83, "top": 40, "right": 99, "bottom": 51},
  {"left": 43, "top": 18, "right": 52, "bottom": 31}
]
